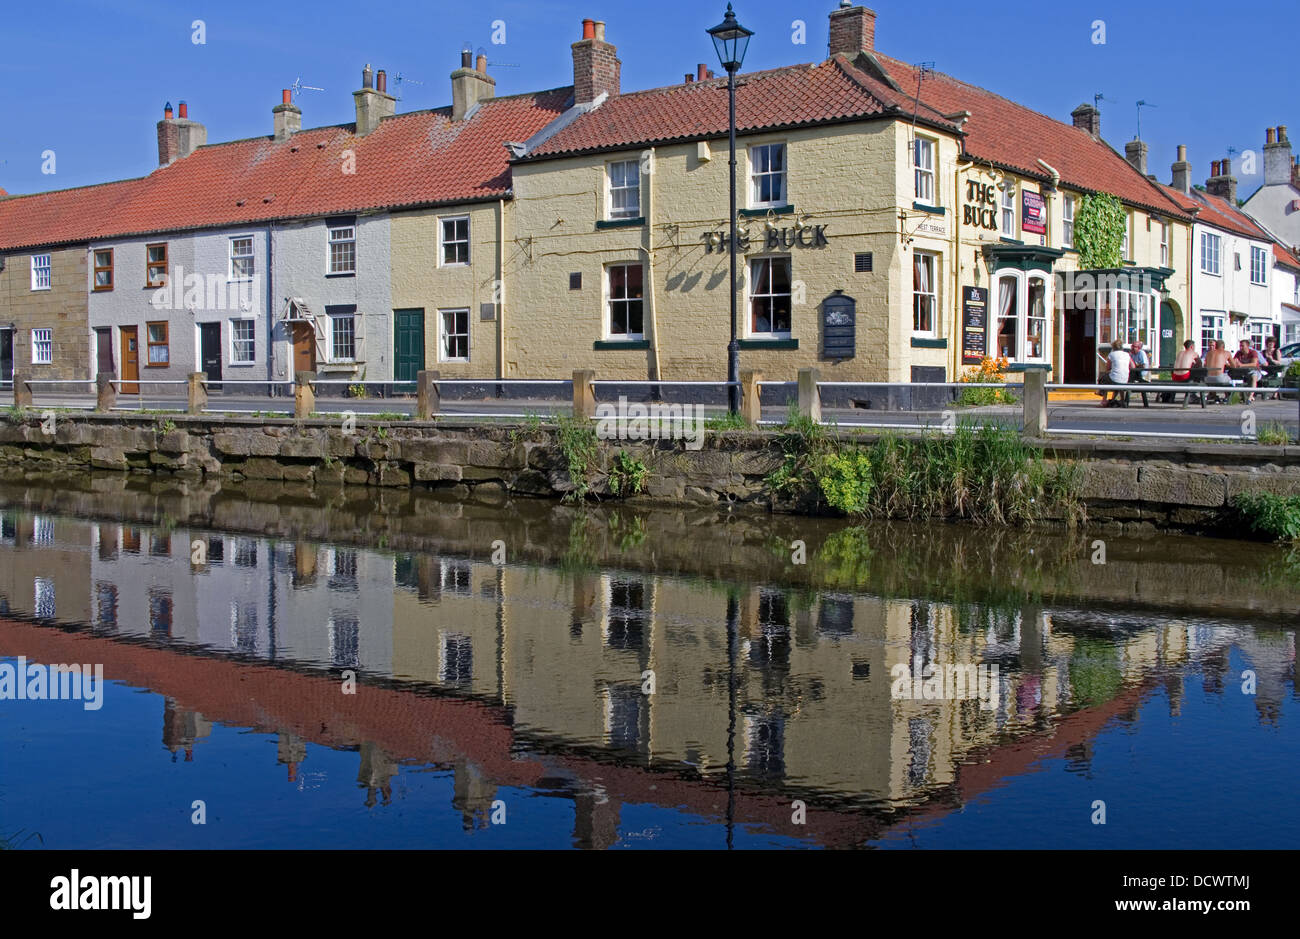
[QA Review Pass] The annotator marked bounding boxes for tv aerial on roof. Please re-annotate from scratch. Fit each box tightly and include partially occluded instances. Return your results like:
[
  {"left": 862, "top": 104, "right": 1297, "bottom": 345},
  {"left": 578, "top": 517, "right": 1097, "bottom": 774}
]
[
  {"left": 290, "top": 77, "right": 325, "bottom": 101},
  {"left": 1136, "top": 99, "right": 1157, "bottom": 139},
  {"left": 393, "top": 72, "right": 423, "bottom": 101}
]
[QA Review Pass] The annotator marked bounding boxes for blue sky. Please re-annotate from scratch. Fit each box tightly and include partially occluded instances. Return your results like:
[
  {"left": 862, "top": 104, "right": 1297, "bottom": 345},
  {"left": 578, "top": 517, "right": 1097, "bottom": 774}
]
[{"left": 1, "top": 0, "right": 1296, "bottom": 198}]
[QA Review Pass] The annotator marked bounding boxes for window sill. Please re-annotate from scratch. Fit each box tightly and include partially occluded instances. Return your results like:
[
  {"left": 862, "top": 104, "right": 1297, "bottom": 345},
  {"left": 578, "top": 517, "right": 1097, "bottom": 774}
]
[
  {"left": 145, "top": 364, "right": 171, "bottom": 369},
  {"left": 595, "top": 217, "right": 645, "bottom": 230},
  {"left": 92, "top": 287, "right": 114, "bottom": 293},
  {"left": 30, "top": 287, "right": 51, "bottom": 292},
  {"left": 910, "top": 337, "right": 947, "bottom": 348},
  {"left": 438, "top": 359, "right": 471, "bottom": 365},
  {"left": 593, "top": 339, "right": 649, "bottom": 350},
  {"left": 325, "top": 272, "right": 357, "bottom": 279},
  {"left": 319, "top": 361, "right": 364, "bottom": 370},
  {"left": 439, "top": 262, "right": 471, "bottom": 268},
  {"left": 739, "top": 205, "right": 794, "bottom": 218},
  {"left": 911, "top": 202, "right": 945, "bottom": 216},
  {"left": 738, "top": 337, "right": 798, "bottom": 350}
]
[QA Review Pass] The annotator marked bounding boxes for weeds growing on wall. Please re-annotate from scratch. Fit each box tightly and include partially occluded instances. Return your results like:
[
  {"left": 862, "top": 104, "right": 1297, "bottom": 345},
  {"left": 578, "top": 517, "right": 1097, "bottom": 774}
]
[
  {"left": 766, "top": 415, "right": 1084, "bottom": 526},
  {"left": 556, "top": 415, "right": 599, "bottom": 501},
  {"left": 606, "top": 449, "right": 650, "bottom": 498}
]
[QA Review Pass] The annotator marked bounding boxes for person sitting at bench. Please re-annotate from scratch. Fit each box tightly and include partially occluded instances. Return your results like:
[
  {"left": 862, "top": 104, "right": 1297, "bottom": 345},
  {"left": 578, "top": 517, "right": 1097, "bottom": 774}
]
[
  {"left": 1097, "top": 339, "right": 1132, "bottom": 407},
  {"left": 1205, "top": 340, "right": 1233, "bottom": 403},
  {"left": 1234, "top": 339, "right": 1264, "bottom": 403},
  {"left": 1163, "top": 339, "right": 1201, "bottom": 404},
  {"left": 1128, "top": 340, "right": 1152, "bottom": 408}
]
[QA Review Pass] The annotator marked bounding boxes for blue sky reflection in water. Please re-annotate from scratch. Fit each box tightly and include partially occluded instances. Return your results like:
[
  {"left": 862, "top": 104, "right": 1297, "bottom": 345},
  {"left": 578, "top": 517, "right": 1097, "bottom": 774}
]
[{"left": 0, "top": 495, "right": 1295, "bottom": 850}]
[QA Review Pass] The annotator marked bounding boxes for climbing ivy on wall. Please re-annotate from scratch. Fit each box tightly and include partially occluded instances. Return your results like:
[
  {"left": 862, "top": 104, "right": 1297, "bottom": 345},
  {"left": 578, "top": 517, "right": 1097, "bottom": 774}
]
[{"left": 1073, "top": 193, "right": 1126, "bottom": 270}]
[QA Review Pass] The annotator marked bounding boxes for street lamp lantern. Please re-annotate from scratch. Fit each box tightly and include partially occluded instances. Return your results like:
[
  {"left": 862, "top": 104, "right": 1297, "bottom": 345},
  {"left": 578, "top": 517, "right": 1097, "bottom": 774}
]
[
  {"left": 708, "top": 4, "right": 752, "bottom": 73},
  {"left": 707, "top": 4, "right": 753, "bottom": 414}
]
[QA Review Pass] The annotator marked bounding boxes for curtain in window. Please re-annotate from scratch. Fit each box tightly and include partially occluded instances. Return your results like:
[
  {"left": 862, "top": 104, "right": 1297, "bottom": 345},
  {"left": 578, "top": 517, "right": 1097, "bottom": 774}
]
[{"left": 997, "top": 276, "right": 1017, "bottom": 359}]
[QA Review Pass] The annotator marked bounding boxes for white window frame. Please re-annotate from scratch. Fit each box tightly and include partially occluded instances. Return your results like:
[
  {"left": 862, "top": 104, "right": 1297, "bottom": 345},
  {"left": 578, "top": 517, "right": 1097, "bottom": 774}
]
[
  {"left": 330, "top": 312, "right": 356, "bottom": 362},
  {"left": 911, "top": 251, "right": 937, "bottom": 336},
  {"left": 327, "top": 224, "right": 356, "bottom": 275},
  {"left": 228, "top": 235, "right": 255, "bottom": 281},
  {"left": 1000, "top": 182, "right": 1016, "bottom": 238},
  {"left": 439, "top": 216, "right": 470, "bottom": 267},
  {"left": 606, "top": 262, "right": 645, "bottom": 340},
  {"left": 1200, "top": 312, "right": 1225, "bottom": 357},
  {"left": 438, "top": 308, "right": 470, "bottom": 362},
  {"left": 31, "top": 328, "right": 52, "bottom": 365},
  {"left": 607, "top": 160, "right": 641, "bottom": 220},
  {"left": 913, "top": 137, "right": 935, "bottom": 205},
  {"left": 749, "top": 143, "right": 787, "bottom": 209},
  {"left": 1250, "top": 245, "right": 1268, "bottom": 286},
  {"left": 747, "top": 255, "right": 793, "bottom": 338},
  {"left": 1200, "top": 231, "right": 1221, "bottom": 275},
  {"left": 1121, "top": 215, "right": 1131, "bottom": 261},
  {"left": 1159, "top": 220, "right": 1169, "bottom": 267},
  {"left": 1062, "top": 195, "right": 1075, "bottom": 248},
  {"left": 31, "top": 254, "right": 51, "bottom": 291},
  {"left": 229, "top": 318, "right": 256, "bottom": 365}
]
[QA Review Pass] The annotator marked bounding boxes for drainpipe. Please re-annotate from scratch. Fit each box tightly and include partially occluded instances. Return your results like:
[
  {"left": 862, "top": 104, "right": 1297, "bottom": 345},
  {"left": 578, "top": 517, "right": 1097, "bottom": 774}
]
[
  {"left": 953, "top": 156, "right": 974, "bottom": 379},
  {"left": 644, "top": 147, "right": 662, "bottom": 383},
  {"left": 497, "top": 198, "right": 507, "bottom": 382},
  {"left": 266, "top": 223, "right": 275, "bottom": 395}
]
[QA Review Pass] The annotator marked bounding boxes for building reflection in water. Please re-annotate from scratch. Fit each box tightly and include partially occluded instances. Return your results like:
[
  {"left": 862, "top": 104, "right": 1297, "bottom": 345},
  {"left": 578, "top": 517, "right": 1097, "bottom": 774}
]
[{"left": 0, "top": 505, "right": 1295, "bottom": 843}]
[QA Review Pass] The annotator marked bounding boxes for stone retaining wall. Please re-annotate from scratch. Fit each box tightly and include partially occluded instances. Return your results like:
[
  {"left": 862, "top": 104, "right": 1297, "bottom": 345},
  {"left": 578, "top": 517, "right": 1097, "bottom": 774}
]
[{"left": 0, "top": 414, "right": 1297, "bottom": 533}]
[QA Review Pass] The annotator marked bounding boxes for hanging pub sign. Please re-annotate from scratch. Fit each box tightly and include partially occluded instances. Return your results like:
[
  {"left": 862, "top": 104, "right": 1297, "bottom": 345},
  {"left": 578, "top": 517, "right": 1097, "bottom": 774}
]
[
  {"left": 1022, "top": 190, "right": 1047, "bottom": 235},
  {"left": 821, "top": 292, "right": 856, "bottom": 359},
  {"left": 702, "top": 222, "right": 828, "bottom": 254},
  {"left": 961, "top": 285, "right": 988, "bottom": 364}
]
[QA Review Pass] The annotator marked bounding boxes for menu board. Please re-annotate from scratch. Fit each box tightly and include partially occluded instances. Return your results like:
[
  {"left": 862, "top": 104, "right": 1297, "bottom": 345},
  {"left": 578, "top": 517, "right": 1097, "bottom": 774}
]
[
  {"left": 962, "top": 286, "right": 988, "bottom": 364},
  {"left": 1022, "top": 190, "right": 1047, "bottom": 235}
]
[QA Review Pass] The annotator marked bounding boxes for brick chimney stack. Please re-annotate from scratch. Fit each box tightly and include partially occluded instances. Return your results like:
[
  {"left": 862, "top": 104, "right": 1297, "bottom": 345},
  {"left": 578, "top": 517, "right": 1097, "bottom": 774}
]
[
  {"left": 828, "top": 4, "right": 876, "bottom": 57},
  {"left": 1071, "top": 103, "right": 1100, "bottom": 138},
  {"left": 452, "top": 46, "right": 496, "bottom": 120},
  {"left": 1206, "top": 158, "right": 1238, "bottom": 204},
  {"left": 1170, "top": 144, "right": 1192, "bottom": 194},
  {"left": 157, "top": 99, "right": 207, "bottom": 166},
  {"left": 1264, "top": 124, "right": 1293, "bottom": 186},
  {"left": 1124, "top": 138, "right": 1148, "bottom": 176},
  {"left": 572, "top": 18, "right": 620, "bottom": 105},
  {"left": 273, "top": 89, "right": 302, "bottom": 142},
  {"left": 353, "top": 63, "right": 396, "bottom": 136}
]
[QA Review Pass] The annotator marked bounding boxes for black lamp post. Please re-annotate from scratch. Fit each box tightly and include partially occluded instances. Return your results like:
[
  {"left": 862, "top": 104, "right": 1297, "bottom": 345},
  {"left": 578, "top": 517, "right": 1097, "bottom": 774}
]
[{"left": 708, "top": 4, "right": 753, "bottom": 414}]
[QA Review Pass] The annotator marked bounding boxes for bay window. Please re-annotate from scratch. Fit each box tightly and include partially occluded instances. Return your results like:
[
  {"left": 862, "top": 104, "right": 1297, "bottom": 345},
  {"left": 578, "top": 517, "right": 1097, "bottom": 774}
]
[{"left": 993, "top": 271, "right": 1050, "bottom": 362}]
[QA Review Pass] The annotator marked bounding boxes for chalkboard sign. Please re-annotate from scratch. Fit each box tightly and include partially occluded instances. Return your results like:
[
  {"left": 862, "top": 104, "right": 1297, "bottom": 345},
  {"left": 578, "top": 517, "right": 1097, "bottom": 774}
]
[
  {"left": 822, "top": 293, "right": 856, "bottom": 359},
  {"left": 961, "top": 286, "right": 988, "bottom": 364}
]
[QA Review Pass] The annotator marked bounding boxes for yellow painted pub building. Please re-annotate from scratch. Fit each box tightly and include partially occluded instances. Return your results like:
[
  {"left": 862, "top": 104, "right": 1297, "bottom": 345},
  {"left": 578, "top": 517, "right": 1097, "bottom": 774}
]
[{"left": 496, "top": 5, "right": 1194, "bottom": 387}]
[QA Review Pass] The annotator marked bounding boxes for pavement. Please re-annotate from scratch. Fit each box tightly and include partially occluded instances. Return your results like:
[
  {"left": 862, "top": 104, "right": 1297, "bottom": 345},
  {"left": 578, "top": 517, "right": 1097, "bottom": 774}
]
[{"left": 19, "top": 390, "right": 1300, "bottom": 440}]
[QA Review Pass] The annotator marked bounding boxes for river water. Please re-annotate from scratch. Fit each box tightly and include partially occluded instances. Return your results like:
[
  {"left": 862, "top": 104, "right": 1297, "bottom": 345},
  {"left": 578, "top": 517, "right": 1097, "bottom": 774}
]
[{"left": 0, "top": 475, "right": 1295, "bottom": 849}]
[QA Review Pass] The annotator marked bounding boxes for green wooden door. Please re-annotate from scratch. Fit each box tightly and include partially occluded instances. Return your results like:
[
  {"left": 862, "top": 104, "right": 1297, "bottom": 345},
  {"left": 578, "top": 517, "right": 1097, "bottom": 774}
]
[
  {"left": 393, "top": 309, "right": 424, "bottom": 392},
  {"left": 1159, "top": 302, "right": 1177, "bottom": 368}
]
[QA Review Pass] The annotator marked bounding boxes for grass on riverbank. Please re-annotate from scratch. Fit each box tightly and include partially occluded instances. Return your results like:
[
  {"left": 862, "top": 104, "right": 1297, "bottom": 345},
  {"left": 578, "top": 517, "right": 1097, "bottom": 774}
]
[
  {"left": 1232, "top": 492, "right": 1300, "bottom": 543},
  {"left": 766, "top": 412, "right": 1084, "bottom": 526}
]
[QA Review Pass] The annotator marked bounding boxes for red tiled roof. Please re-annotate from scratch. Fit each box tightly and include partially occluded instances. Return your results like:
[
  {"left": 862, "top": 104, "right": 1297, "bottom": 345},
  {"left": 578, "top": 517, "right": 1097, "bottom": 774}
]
[
  {"left": 1273, "top": 242, "right": 1300, "bottom": 272},
  {"left": 0, "top": 88, "right": 571, "bottom": 250},
  {"left": 1157, "top": 182, "right": 1277, "bottom": 242},
  {"left": 526, "top": 57, "right": 957, "bottom": 159},
  {"left": 0, "top": 177, "right": 149, "bottom": 251},
  {"left": 870, "top": 52, "right": 1190, "bottom": 218}
]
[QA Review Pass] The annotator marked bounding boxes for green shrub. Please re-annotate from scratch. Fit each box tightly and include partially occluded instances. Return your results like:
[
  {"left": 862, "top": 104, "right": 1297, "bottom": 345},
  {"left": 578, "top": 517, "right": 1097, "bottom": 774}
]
[
  {"left": 705, "top": 410, "right": 750, "bottom": 432},
  {"left": 1233, "top": 492, "right": 1300, "bottom": 542},
  {"left": 814, "top": 448, "right": 873, "bottom": 515},
  {"left": 1256, "top": 422, "right": 1292, "bottom": 446}
]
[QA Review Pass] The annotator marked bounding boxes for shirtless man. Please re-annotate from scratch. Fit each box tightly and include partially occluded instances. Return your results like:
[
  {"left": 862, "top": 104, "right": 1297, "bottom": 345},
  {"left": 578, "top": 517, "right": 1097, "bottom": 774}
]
[{"left": 1204, "top": 340, "right": 1232, "bottom": 404}]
